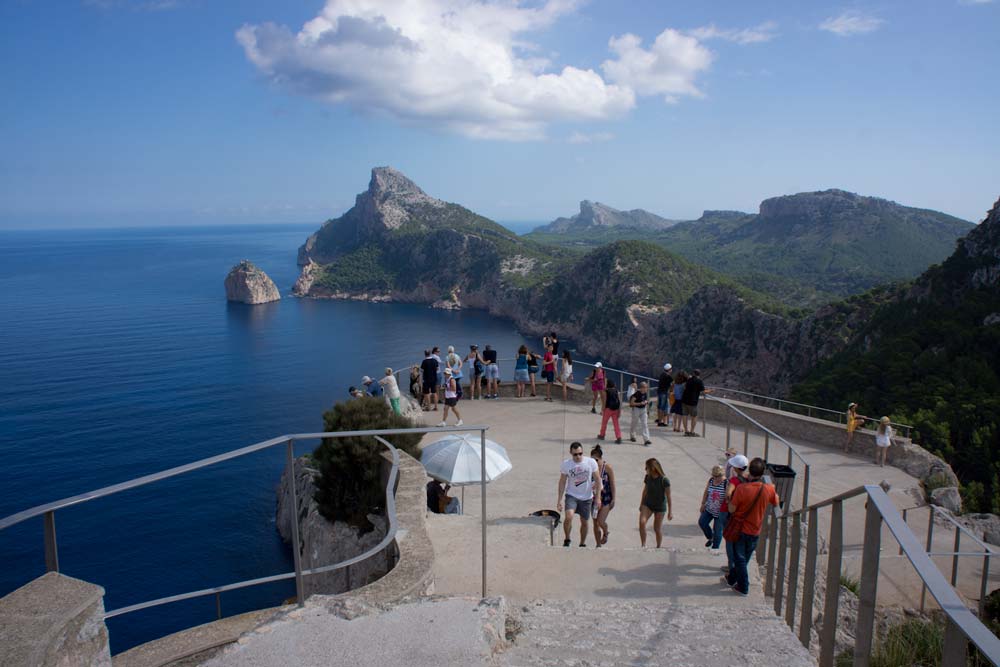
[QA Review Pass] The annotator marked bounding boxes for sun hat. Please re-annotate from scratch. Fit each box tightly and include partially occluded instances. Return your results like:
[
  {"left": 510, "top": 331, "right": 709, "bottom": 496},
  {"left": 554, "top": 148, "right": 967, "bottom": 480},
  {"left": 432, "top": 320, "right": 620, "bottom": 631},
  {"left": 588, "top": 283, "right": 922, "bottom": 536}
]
[
  {"left": 664, "top": 363, "right": 672, "bottom": 371},
  {"left": 727, "top": 454, "right": 749, "bottom": 469},
  {"left": 595, "top": 362, "right": 603, "bottom": 368},
  {"left": 361, "top": 375, "right": 372, "bottom": 383}
]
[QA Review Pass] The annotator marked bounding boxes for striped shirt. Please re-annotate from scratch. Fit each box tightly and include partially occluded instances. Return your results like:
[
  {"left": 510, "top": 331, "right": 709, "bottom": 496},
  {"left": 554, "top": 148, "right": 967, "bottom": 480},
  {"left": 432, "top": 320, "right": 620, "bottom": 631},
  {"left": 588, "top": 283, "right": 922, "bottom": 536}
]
[{"left": 705, "top": 478, "right": 727, "bottom": 516}]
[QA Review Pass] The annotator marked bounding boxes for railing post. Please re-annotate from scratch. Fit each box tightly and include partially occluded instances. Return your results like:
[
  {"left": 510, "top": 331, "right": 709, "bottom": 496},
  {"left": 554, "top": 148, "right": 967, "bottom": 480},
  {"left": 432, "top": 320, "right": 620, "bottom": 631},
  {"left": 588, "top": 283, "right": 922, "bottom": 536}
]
[
  {"left": 726, "top": 421, "right": 731, "bottom": 449},
  {"left": 215, "top": 592, "right": 222, "bottom": 620},
  {"left": 900, "top": 509, "right": 907, "bottom": 555},
  {"left": 800, "top": 507, "right": 819, "bottom": 648},
  {"left": 921, "top": 507, "right": 935, "bottom": 612},
  {"left": 286, "top": 439, "right": 305, "bottom": 607},
  {"left": 786, "top": 512, "right": 802, "bottom": 630},
  {"left": 765, "top": 512, "right": 778, "bottom": 595},
  {"left": 481, "top": 429, "right": 487, "bottom": 598},
  {"left": 701, "top": 417, "right": 706, "bottom": 438},
  {"left": 743, "top": 427, "right": 749, "bottom": 456},
  {"left": 757, "top": 510, "right": 769, "bottom": 567},
  {"left": 980, "top": 551, "right": 991, "bottom": 618},
  {"left": 951, "top": 526, "right": 961, "bottom": 587},
  {"left": 774, "top": 514, "right": 789, "bottom": 617},
  {"left": 854, "top": 497, "right": 883, "bottom": 667},
  {"left": 786, "top": 446, "right": 792, "bottom": 467},
  {"left": 43, "top": 511, "right": 59, "bottom": 573},
  {"left": 941, "top": 619, "right": 968, "bottom": 667},
  {"left": 819, "top": 500, "right": 843, "bottom": 667},
  {"left": 801, "top": 464, "right": 810, "bottom": 510},
  {"left": 763, "top": 433, "right": 770, "bottom": 462}
]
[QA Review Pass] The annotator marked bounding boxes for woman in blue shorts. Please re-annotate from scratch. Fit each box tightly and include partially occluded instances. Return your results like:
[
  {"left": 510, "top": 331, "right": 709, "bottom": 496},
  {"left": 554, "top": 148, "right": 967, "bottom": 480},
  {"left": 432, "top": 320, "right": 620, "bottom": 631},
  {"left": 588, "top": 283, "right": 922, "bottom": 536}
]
[
  {"left": 514, "top": 345, "right": 529, "bottom": 397},
  {"left": 670, "top": 370, "right": 687, "bottom": 433}
]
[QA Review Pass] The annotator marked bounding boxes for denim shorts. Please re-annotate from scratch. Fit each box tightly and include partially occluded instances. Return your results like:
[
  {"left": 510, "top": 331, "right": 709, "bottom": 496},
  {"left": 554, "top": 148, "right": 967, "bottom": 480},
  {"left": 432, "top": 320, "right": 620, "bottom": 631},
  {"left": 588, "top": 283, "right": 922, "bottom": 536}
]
[
  {"left": 543, "top": 370, "right": 555, "bottom": 383},
  {"left": 485, "top": 363, "right": 499, "bottom": 380},
  {"left": 657, "top": 393, "right": 670, "bottom": 412},
  {"left": 514, "top": 369, "right": 529, "bottom": 382},
  {"left": 564, "top": 495, "right": 593, "bottom": 518}
]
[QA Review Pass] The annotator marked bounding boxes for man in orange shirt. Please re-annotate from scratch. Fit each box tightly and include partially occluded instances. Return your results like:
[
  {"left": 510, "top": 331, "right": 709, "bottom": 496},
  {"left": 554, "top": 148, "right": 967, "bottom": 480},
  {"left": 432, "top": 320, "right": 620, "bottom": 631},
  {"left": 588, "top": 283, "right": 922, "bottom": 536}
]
[{"left": 724, "top": 457, "right": 780, "bottom": 596}]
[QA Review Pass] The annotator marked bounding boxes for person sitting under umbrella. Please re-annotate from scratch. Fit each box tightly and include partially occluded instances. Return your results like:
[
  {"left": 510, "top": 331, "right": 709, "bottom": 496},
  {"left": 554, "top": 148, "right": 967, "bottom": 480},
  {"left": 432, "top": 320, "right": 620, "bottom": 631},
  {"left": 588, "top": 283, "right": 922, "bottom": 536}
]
[{"left": 426, "top": 479, "right": 461, "bottom": 514}]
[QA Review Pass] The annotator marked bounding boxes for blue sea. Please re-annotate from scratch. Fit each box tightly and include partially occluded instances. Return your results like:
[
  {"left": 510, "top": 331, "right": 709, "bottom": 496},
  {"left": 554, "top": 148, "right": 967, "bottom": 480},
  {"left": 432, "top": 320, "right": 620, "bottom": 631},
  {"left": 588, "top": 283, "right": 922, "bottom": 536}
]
[{"left": 0, "top": 224, "right": 536, "bottom": 654}]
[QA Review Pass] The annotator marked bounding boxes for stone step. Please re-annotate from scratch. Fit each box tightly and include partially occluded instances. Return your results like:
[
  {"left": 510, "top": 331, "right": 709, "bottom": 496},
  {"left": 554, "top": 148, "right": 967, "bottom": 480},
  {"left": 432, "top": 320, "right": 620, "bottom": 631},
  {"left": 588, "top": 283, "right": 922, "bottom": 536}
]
[{"left": 499, "top": 599, "right": 816, "bottom": 667}]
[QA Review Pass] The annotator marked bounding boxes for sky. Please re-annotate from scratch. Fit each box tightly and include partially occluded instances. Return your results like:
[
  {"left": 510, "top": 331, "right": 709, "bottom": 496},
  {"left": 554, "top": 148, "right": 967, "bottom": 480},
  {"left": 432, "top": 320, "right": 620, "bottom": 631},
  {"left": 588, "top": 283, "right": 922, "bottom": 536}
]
[{"left": 1, "top": 0, "right": 998, "bottom": 229}]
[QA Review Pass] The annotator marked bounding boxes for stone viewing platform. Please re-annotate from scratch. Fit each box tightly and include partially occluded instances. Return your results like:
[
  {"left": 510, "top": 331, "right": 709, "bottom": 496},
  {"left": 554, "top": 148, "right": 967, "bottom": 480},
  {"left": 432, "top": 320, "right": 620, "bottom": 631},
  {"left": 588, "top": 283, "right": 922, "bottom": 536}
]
[
  {"left": 129, "top": 389, "right": 997, "bottom": 667},
  {"left": 7, "top": 384, "right": 998, "bottom": 666}
]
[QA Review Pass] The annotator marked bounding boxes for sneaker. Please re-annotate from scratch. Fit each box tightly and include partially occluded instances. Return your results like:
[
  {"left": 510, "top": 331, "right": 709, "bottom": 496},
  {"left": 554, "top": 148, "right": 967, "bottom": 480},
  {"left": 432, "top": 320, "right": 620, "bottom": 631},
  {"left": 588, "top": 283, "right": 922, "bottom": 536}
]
[
  {"left": 596, "top": 434, "right": 605, "bottom": 440},
  {"left": 683, "top": 431, "right": 693, "bottom": 437},
  {"left": 436, "top": 421, "right": 446, "bottom": 427},
  {"left": 596, "top": 543, "right": 602, "bottom": 549},
  {"left": 615, "top": 438, "right": 622, "bottom": 445},
  {"left": 705, "top": 539, "right": 712, "bottom": 547},
  {"left": 456, "top": 420, "right": 463, "bottom": 426},
  {"left": 563, "top": 538, "right": 571, "bottom": 547},
  {"left": 732, "top": 588, "right": 749, "bottom": 597},
  {"left": 629, "top": 436, "right": 636, "bottom": 442},
  {"left": 644, "top": 440, "right": 652, "bottom": 446}
]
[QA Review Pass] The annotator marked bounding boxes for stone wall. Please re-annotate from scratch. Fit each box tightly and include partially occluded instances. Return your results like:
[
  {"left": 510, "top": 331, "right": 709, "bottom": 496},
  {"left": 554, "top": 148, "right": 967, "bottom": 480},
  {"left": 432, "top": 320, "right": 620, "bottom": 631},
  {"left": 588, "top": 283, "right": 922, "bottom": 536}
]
[{"left": 0, "top": 572, "right": 111, "bottom": 667}]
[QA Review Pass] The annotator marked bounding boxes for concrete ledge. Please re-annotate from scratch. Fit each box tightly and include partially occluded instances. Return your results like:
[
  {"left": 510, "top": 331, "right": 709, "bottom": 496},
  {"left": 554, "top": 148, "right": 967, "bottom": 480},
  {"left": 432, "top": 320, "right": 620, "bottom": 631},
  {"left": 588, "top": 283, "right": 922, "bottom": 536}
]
[{"left": 0, "top": 572, "right": 111, "bottom": 667}]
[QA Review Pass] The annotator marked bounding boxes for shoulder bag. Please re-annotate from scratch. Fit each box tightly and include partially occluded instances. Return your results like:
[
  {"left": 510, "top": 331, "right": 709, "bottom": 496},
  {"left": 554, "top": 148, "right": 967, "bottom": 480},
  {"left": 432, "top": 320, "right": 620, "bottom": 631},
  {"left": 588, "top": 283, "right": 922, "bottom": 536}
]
[{"left": 723, "top": 482, "right": 765, "bottom": 543}]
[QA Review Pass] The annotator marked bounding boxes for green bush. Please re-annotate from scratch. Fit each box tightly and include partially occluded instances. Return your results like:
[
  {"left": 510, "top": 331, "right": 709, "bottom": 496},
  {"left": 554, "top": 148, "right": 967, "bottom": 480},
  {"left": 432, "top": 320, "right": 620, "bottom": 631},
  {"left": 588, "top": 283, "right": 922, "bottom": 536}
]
[
  {"left": 836, "top": 618, "right": 943, "bottom": 667},
  {"left": 312, "top": 397, "right": 422, "bottom": 532}
]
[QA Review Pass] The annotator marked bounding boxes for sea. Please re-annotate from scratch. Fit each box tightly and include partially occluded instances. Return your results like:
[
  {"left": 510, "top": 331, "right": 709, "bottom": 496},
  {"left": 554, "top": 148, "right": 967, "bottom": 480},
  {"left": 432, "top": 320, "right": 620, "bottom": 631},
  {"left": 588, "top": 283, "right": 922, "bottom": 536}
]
[{"left": 0, "top": 224, "right": 538, "bottom": 654}]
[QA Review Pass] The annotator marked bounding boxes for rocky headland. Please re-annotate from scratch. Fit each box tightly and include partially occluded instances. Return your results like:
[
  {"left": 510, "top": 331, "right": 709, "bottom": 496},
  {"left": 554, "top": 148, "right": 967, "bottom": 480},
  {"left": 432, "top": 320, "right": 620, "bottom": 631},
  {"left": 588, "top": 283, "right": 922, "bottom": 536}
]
[
  {"left": 534, "top": 200, "right": 679, "bottom": 234},
  {"left": 225, "top": 260, "right": 281, "bottom": 304}
]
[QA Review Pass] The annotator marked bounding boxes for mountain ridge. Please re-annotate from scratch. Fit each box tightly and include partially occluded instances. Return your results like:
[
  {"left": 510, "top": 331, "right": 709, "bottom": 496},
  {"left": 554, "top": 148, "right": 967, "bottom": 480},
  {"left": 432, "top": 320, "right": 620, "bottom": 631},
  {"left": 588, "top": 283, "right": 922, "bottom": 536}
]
[{"left": 534, "top": 200, "right": 679, "bottom": 234}]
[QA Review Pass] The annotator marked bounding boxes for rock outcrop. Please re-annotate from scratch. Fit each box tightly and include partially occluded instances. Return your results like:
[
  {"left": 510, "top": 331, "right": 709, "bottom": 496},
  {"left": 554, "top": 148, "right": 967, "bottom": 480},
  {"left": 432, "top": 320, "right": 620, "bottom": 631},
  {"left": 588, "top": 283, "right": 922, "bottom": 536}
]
[
  {"left": 536, "top": 200, "right": 678, "bottom": 234},
  {"left": 224, "top": 260, "right": 281, "bottom": 304},
  {"left": 276, "top": 457, "right": 392, "bottom": 597}
]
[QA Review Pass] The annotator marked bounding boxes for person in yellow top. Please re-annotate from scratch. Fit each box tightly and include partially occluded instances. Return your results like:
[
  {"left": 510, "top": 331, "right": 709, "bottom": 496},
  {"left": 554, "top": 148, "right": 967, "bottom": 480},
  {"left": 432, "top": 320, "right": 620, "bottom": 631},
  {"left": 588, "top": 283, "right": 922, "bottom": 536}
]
[{"left": 844, "top": 402, "right": 867, "bottom": 451}]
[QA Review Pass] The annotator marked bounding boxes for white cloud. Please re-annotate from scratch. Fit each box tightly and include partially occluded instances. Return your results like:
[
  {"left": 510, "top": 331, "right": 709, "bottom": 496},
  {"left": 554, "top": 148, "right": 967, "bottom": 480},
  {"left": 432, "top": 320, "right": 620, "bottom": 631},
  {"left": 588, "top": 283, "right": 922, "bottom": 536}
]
[
  {"left": 568, "top": 131, "right": 615, "bottom": 144},
  {"left": 601, "top": 30, "right": 713, "bottom": 103},
  {"left": 237, "top": 0, "right": 716, "bottom": 140},
  {"left": 688, "top": 21, "right": 778, "bottom": 45},
  {"left": 819, "top": 11, "right": 884, "bottom": 36}
]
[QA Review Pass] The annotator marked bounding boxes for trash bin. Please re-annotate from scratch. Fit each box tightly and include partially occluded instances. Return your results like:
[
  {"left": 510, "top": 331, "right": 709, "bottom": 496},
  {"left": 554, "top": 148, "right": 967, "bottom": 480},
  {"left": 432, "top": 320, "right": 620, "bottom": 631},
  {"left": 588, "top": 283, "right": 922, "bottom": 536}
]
[{"left": 764, "top": 463, "right": 796, "bottom": 512}]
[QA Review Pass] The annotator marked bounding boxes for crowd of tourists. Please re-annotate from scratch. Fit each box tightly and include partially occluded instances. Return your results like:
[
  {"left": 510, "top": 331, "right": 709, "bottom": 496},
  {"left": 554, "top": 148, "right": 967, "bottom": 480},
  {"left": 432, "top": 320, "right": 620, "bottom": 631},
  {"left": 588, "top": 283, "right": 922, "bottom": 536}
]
[{"left": 556, "top": 441, "right": 779, "bottom": 596}]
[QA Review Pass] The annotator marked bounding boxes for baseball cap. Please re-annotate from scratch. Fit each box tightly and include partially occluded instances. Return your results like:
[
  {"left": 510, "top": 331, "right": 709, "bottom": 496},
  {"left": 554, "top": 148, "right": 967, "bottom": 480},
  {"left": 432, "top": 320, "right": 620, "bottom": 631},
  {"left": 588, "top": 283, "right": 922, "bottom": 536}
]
[
  {"left": 727, "top": 454, "right": 749, "bottom": 469},
  {"left": 595, "top": 362, "right": 603, "bottom": 368},
  {"left": 663, "top": 363, "right": 672, "bottom": 371},
  {"left": 361, "top": 375, "right": 372, "bottom": 383}
]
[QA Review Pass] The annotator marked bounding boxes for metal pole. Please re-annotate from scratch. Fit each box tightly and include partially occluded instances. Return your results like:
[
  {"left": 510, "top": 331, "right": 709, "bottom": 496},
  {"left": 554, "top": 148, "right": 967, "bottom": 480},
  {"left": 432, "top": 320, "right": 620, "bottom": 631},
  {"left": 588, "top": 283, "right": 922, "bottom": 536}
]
[
  {"left": 763, "top": 433, "right": 770, "bottom": 462},
  {"left": 765, "top": 513, "right": 778, "bottom": 595},
  {"left": 774, "top": 515, "right": 789, "bottom": 617},
  {"left": 286, "top": 440, "right": 305, "bottom": 607},
  {"left": 43, "top": 511, "right": 59, "bottom": 573},
  {"left": 802, "top": 465, "right": 810, "bottom": 512},
  {"left": 854, "top": 498, "right": 883, "bottom": 667},
  {"left": 941, "top": 619, "right": 968, "bottom": 667},
  {"left": 786, "top": 512, "right": 802, "bottom": 630},
  {"left": 215, "top": 592, "right": 222, "bottom": 620},
  {"left": 701, "top": 416, "right": 706, "bottom": 437},
  {"left": 786, "top": 446, "right": 792, "bottom": 467},
  {"left": 481, "top": 429, "right": 487, "bottom": 598},
  {"left": 819, "top": 500, "right": 843, "bottom": 667},
  {"left": 922, "top": 507, "right": 935, "bottom": 613},
  {"left": 743, "top": 427, "right": 749, "bottom": 456},
  {"left": 726, "top": 421, "right": 731, "bottom": 449},
  {"left": 900, "top": 509, "right": 907, "bottom": 555},
  {"left": 799, "top": 507, "right": 819, "bottom": 648},
  {"left": 980, "top": 552, "right": 991, "bottom": 618},
  {"left": 951, "top": 527, "right": 961, "bottom": 587}
]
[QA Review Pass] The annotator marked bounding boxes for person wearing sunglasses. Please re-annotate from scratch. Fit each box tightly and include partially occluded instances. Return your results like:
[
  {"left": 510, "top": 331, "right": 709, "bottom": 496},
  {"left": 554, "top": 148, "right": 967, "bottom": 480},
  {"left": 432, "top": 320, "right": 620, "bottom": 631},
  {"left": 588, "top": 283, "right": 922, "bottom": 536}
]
[{"left": 556, "top": 442, "right": 603, "bottom": 548}]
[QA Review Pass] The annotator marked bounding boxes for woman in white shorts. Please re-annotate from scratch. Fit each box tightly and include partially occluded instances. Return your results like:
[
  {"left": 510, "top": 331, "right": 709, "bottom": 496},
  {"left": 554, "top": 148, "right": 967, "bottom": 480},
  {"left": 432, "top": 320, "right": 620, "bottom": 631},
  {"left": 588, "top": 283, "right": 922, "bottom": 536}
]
[
  {"left": 559, "top": 350, "right": 573, "bottom": 401},
  {"left": 875, "top": 416, "right": 893, "bottom": 467}
]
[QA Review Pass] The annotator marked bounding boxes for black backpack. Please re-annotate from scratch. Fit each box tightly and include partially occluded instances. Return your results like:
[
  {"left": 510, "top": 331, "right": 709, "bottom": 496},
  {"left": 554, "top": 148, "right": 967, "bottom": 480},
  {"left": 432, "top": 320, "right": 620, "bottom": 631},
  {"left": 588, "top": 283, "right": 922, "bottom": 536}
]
[{"left": 606, "top": 390, "right": 620, "bottom": 411}]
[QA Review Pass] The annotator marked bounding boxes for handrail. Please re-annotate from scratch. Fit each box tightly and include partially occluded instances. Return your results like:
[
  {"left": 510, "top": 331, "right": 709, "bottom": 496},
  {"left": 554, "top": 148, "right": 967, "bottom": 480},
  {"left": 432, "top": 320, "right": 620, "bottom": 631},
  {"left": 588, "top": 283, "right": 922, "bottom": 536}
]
[
  {"left": 0, "top": 424, "right": 492, "bottom": 640},
  {"left": 758, "top": 484, "right": 1000, "bottom": 665},
  {"left": 899, "top": 502, "right": 1000, "bottom": 556},
  {"left": 706, "top": 385, "right": 914, "bottom": 437}
]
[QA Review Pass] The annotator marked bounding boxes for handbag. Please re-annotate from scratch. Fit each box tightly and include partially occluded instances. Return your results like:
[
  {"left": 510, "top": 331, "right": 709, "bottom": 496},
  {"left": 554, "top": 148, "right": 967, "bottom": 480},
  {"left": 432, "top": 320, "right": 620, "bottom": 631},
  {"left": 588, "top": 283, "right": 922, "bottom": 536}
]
[{"left": 723, "top": 482, "right": 765, "bottom": 542}]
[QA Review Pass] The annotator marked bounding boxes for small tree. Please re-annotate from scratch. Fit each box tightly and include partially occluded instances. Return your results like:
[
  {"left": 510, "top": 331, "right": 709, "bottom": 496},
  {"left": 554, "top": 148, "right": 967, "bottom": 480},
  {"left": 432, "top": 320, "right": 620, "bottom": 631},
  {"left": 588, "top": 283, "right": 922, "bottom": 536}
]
[{"left": 312, "top": 397, "right": 422, "bottom": 532}]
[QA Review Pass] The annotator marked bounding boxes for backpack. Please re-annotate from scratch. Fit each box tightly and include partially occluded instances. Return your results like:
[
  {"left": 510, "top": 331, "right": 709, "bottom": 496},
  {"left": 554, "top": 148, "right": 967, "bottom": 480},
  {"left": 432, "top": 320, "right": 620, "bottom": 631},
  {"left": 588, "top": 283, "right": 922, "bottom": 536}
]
[
  {"left": 474, "top": 358, "right": 484, "bottom": 375},
  {"left": 606, "top": 390, "right": 620, "bottom": 411},
  {"left": 454, "top": 377, "right": 463, "bottom": 399}
]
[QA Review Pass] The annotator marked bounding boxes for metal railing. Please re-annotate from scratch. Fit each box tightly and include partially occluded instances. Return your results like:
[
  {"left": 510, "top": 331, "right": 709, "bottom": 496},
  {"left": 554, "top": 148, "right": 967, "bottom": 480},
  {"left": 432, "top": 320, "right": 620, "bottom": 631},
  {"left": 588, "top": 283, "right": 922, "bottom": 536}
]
[
  {"left": 706, "top": 386, "right": 914, "bottom": 438},
  {"left": 0, "top": 425, "right": 492, "bottom": 632},
  {"left": 897, "top": 503, "right": 1000, "bottom": 617},
  {"left": 754, "top": 484, "right": 1000, "bottom": 666}
]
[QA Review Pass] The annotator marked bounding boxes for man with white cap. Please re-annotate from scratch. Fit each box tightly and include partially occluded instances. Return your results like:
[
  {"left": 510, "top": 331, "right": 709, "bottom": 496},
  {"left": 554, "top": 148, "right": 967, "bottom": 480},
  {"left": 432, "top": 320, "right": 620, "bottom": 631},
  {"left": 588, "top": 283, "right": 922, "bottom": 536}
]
[
  {"left": 362, "top": 375, "right": 382, "bottom": 398},
  {"left": 719, "top": 454, "right": 749, "bottom": 574},
  {"left": 656, "top": 363, "right": 673, "bottom": 427}
]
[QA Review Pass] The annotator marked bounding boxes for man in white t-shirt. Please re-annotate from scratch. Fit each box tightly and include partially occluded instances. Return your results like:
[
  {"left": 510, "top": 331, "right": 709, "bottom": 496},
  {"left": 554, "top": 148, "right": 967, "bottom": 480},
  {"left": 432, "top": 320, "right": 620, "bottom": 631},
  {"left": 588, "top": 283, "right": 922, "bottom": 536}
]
[{"left": 556, "top": 441, "right": 602, "bottom": 548}]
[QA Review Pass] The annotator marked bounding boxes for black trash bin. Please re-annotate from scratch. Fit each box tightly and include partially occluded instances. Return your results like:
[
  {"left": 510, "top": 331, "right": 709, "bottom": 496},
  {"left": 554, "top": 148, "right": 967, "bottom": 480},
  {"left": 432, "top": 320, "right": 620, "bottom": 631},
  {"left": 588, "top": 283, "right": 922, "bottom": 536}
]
[{"left": 764, "top": 463, "right": 796, "bottom": 512}]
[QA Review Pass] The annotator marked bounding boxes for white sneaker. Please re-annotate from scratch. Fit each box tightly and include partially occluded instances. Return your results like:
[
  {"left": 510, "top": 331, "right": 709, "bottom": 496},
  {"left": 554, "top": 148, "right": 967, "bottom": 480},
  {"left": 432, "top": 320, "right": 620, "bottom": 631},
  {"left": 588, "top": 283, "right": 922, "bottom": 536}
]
[
  {"left": 436, "top": 421, "right": 446, "bottom": 427},
  {"left": 456, "top": 420, "right": 464, "bottom": 426}
]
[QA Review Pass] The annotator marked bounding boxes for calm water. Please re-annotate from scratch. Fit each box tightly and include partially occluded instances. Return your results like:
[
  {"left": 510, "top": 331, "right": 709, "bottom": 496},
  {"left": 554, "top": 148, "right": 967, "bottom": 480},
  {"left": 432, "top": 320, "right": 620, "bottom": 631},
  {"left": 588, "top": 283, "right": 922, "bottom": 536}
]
[{"left": 0, "top": 224, "right": 536, "bottom": 653}]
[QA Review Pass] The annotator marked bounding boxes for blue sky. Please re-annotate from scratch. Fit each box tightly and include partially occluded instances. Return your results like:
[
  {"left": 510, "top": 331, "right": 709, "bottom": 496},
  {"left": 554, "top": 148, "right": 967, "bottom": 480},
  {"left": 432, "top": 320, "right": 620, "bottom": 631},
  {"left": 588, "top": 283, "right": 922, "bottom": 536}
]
[{"left": 1, "top": 0, "right": 998, "bottom": 229}]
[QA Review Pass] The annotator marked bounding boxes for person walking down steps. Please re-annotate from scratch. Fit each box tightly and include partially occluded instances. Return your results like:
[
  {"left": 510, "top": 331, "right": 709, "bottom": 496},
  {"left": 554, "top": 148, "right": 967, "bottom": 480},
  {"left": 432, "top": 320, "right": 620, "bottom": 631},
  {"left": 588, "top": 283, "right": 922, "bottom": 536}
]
[
  {"left": 629, "top": 381, "right": 652, "bottom": 446},
  {"left": 597, "top": 380, "right": 622, "bottom": 444},
  {"left": 557, "top": 442, "right": 603, "bottom": 548}
]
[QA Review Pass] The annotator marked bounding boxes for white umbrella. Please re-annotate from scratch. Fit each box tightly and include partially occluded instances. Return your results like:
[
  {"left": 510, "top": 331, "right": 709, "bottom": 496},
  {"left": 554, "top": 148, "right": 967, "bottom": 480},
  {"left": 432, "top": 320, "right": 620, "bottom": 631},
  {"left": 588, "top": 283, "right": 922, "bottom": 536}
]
[{"left": 421, "top": 435, "right": 512, "bottom": 510}]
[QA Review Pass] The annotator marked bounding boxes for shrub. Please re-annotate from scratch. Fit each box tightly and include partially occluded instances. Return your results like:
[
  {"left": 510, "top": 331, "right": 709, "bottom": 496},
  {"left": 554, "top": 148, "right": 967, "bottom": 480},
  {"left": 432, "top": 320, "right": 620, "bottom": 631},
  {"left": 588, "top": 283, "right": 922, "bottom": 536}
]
[
  {"left": 836, "top": 618, "right": 943, "bottom": 667},
  {"left": 312, "top": 397, "right": 422, "bottom": 532},
  {"left": 923, "top": 472, "right": 953, "bottom": 498},
  {"left": 839, "top": 573, "right": 860, "bottom": 596}
]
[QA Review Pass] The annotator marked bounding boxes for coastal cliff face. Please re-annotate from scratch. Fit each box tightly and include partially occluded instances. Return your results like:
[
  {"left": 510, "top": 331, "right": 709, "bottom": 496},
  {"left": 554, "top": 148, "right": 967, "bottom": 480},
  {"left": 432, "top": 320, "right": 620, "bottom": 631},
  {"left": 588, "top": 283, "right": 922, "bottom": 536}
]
[
  {"left": 276, "top": 457, "right": 391, "bottom": 597},
  {"left": 224, "top": 260, "right": 281, "bottom": 304}
]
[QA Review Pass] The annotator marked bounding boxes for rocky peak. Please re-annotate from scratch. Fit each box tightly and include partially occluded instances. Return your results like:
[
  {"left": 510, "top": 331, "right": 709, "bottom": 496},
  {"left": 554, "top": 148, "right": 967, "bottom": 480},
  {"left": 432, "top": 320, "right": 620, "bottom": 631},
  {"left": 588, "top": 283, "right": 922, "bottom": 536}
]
[
  {"left": 578, "top": 200, "right": 620, "bottom": 226},
  {"left": 225, "top": 260, "right": 281, "bottom": 304},
  {"left": 357, "top": 166, "right": 445, "bottom": 231},
  {"left": 758, "top": 189, "right": 892, "bottom": 220},
  {"left": 956, "top": 196, "right": 1000, "bottom": 288}
]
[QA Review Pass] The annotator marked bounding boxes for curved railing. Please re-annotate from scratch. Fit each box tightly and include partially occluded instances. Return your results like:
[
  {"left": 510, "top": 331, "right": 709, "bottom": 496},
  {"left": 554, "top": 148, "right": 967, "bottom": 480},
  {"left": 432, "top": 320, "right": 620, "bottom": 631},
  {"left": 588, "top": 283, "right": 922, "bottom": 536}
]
[
  {"left": 0, "top": 425, "right": 490, "bottom": 630},
  {"left": 756, "top": 484, "right": 1000, "bottom": 666}
]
